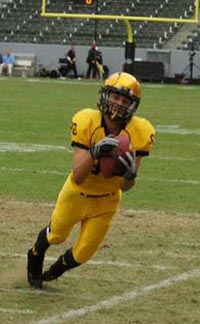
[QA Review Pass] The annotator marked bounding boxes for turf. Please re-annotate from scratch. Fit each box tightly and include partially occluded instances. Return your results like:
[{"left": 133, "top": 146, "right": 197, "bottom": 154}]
[
  {"left": 0, "top": 78, "right": 199, "bottom": 213},
  {"left": 0, "top": 77, "right": 199, "bottom": 324}
]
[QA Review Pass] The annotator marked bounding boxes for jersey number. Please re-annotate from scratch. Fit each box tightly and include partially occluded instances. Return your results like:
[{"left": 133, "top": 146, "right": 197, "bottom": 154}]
[{"left": 71, "top": 122, "right": 77, "bottom": 135}]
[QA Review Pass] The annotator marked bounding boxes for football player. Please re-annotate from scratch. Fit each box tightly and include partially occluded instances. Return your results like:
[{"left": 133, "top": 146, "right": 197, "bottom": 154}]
[{"left": 27, "top": 72, "right": 155, "bottom": 289}]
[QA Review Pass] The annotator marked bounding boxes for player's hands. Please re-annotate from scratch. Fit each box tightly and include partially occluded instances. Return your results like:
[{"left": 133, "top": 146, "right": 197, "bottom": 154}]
[
  {"left": 118, "top": 151, "right": 137, "bottom": 181},
  {"left": 90, "top": 136, "right": 119, "bottom": 159}
]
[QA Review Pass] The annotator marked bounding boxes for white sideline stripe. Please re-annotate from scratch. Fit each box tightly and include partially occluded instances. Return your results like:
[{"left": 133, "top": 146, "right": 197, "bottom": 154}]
[
  {"left": 0, "top": 142, "right": 199, "bottom": 158},
  {"left": 145, "top": 177, "right": 200, "bottom": 185},
  {"left": 33, "top": 268, "right": 200, "bottom": 324},
  {"left": 25, "top": 78, "right": 101, "bottom": 86},
  {"left": 175, "top": 242, "right": 200, "bottom": 247},
  {"left": 0, "top": 307, "right": 33, "bottom": 314},
  {"left": 156, "top": 124, "right": 200, "bottom": 135},
  {"left": 0, "top": 142, "right": 72, "bottom": 153},
  {"left": 150, "top": 156, "right": 196, "bottom": 161},
  {"left": 0, "top": 252, "right": 171, "bottom": 271},
  {"left": 0, "top": 166, "right": 199, "bottom": 185}
]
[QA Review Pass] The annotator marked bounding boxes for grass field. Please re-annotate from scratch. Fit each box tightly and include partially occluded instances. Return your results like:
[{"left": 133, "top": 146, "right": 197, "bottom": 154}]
[{"left": 0, "top": 77, "right": 199, "bottom": 324}]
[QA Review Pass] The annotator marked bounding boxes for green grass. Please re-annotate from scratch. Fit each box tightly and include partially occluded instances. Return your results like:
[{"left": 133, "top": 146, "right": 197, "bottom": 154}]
[
  {"left": 0, "top": 78, "right": 199, "bottom": 212},
  {"left": 0, "top": 77, "right": 200, "bottom": 324}
]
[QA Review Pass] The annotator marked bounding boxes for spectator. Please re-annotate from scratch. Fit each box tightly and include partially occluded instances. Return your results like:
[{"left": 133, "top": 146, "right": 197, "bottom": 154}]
[
  {"left": 0, "top": 50, "right": 15, "bottom": 76},
  {"left": 65, "top": 45, "right": 78, "bottom": 78},
  {"left": 95, "top": 48, "right": 104, "bottom": 80},
  {"left": 86, "top": 43, "right": 98, "bottom": 79}
]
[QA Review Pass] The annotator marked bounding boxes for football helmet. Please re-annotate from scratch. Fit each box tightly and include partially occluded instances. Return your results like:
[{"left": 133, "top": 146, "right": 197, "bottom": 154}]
[{"left": 98, "top": 72, "right": 141, "bottom": 124}]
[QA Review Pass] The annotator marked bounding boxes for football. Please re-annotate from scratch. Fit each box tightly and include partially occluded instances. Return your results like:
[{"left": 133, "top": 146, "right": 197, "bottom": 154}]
[{"left": 100, "top": 134, "right": 131, "bottom": 178}]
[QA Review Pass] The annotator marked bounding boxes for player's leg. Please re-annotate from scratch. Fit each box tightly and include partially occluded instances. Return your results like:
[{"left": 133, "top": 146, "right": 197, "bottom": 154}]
[
  {"left": 27, "top": 179, "right": 81, "bottom": 288},
  {"left": 0, "top": 63, "right": 3, "bottom": 75},
  {"left": 42, "top": 211, "right": 114, "bottom": 281},
  {"left": 73, "top": 64, "right": 78, "bottom": 78},
  {"left": 86, "top": 63, "right": 92, "bottom": 78},
  {"left": 73, "top": 212, "right": 114, "bottom": 263},
  {"left": 7, "top": 63, "right": 12, "bottom": 76},
  {"left": 27, "top": 203, "right": 77, "bottom": 288},
  {"left": 27, "top": 226, "right": 50, "bottom": 289}
]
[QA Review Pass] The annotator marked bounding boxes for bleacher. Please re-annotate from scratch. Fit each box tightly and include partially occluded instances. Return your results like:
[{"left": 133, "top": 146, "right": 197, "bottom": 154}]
[
  {"left": 180, "top": 24, "right": 200, "bottom": 51},
  {"left": 0, "top": 0, "right": 196, "bottom": 49}
]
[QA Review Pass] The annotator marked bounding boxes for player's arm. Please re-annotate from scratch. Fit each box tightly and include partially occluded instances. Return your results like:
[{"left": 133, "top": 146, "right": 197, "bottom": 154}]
[
  {"left": 119, "top": 155, "right": 142, "bottom": 192},
  {"left": 72, "top": 147, "right": 93, "bottom": 185}
]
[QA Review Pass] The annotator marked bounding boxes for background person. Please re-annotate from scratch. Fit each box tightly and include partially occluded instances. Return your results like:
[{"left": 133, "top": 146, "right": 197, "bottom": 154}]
[
  {"left": 65, "top": 45, "right": 78, "bottom": 78},
  {"left": 95, "top": 48, "right": 104, "bottom": 80},
  {"left": 27, "top": 72, "right": 155, "bottom": 289},
  {"left": 0, "top": 50, "right": 15, "bottom": 76},
  {"left": 86, "top": 43, "right": 98, "bottom": 79}
]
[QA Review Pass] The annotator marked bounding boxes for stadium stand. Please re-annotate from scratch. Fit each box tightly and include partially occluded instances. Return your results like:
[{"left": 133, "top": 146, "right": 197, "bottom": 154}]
[
  {"left": 0, "top": 0, "right": 197, "bottom": 49},
  {"left": 179, "top": 24, "right": 200, "bottom": 51}
]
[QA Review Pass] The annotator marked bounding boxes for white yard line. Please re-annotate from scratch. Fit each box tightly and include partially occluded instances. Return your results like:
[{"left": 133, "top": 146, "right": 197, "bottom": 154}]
[
  {"left": 156, "top": 124, "right": 200, "bottom": 135},
  {"left": 0, "top": 166, "right": 199, "bottom": 184},
  {"left": 32, "top": 268, "right": 200, "bottom": 324},
  {"left": 0, "top": 142, "right": 71, "bottom": 153},
  {"left": 0, "top": 252, "right": 171, "bottom": 271},
  {"left": 144, "top": 177, "right": 200, "bottom": 185},
  {"left": 0, "top": 307, "right": 33, "bottom": 315}
]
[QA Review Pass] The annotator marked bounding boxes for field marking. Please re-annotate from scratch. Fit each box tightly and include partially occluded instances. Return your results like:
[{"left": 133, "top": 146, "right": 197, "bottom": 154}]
[
  {"left": 0, "top": 141, "right": 199, "bottom": 155},
  {"left": 32, "top": 268, "right": 200, "bottom": 324},
  {"left": 25, "top": 78, "right": 101, "bottom": 86},
  {"left": 1, "top": 78, "right": 199, "bottom": 89},
  {"left": 0, "top": 307, "right": 33, "bottom": 315},
  {"left": 145, "top": 177, "right": 200, "bottom": 185},
  {"left": 0, "top": 138, "right": 198, "bottom": 162},
  {"left": 156, "top": 124, "right": 200, "bottom": 135},
  {"left": 0, "top": 142, "right": 72, "bottom": 153},
  {"left": 175, "top": 242, "right": 200, "bottom": 247},
  {"left": 0, "top": 252, "right": 171, "bottom": 271},
  {"left": 0, "top": 166, "right": 199, "bottom": 185},
  {"left": 150, "top": 156, "right": 196, "bottom": 161}
]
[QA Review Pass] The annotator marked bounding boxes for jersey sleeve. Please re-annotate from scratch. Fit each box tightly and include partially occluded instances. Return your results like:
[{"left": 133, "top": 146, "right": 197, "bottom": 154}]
[
  {"left": 70, "top": 109, "right": 91, "bottom": 150},
  {"left": 127, "top": 117, "right": 155, "bottom": 157},
  {"left": 137, "top": 120, "right": 155, "bottom": 156}
]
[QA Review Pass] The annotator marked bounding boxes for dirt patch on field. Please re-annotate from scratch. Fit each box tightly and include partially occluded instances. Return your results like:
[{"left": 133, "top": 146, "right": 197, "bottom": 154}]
[
  {"left": 0, "top": 200, "right": 199, "bottom": 254},
  {"left": 0, "top": 200, "right": 199, "bottom": 234},
  {"left": 0, "top": 199, "right": 54, "bottom": 222}
]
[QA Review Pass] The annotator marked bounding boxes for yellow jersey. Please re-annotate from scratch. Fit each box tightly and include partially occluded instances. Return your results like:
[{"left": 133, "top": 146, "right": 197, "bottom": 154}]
[{"left": 69, "top": 109, "right": 155, "bottom": 195}]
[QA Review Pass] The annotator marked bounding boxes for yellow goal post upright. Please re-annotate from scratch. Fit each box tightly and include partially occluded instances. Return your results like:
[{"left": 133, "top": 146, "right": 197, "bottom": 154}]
[{"left": 41, "top": 0, "right": 200, "bottom": 75}]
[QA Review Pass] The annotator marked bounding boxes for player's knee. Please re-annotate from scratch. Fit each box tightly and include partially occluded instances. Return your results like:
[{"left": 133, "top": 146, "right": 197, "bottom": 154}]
[
  {"left": 73, "top": 243, "right": 98, "bottom": 264},
  {"left": 47, "top": 233, "right": 66, "bottom": 245}
]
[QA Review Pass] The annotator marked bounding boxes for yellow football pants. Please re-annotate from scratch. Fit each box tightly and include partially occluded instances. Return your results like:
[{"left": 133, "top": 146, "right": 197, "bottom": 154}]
[{"left": 47, "top": 176, "right": 121, "bottom": 264}]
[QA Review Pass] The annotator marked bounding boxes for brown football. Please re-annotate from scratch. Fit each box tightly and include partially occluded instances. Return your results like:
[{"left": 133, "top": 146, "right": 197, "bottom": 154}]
[{"left": 100, "top": 134, "right": 131, "bottom": 178}]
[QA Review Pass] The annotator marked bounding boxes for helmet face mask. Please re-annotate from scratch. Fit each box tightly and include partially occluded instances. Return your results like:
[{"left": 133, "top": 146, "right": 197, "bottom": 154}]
[{"left": 98, "top": 72, "right": 141, "bottom": 124}]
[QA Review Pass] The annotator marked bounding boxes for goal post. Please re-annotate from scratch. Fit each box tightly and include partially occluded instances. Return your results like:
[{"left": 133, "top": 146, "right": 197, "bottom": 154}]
[
  {"left": 41, "top": 0, "right": 199, "bottom": 24},
  {"left": 40, "top": 0, "right": 200, "bottom": 75}
]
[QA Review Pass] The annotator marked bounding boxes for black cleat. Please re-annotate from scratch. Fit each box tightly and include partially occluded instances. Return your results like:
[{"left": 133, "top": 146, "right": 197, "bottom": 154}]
[
  {"left": 42, "top": 269, "right": 58, "bottom": 282},
  {"left": 42, "top": 255, "right": 67, "bottom": 282},
  {"left": 27, "top": 248, "right": 44, "bottom": 289},
  {"left": 27, "top": 271, "right": 42, "bottom": 289}
]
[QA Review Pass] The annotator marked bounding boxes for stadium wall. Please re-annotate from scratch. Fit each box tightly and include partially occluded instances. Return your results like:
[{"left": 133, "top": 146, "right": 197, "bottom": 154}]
[{"left": 0, "top": 42, "right": 200, "bottom": 80}]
